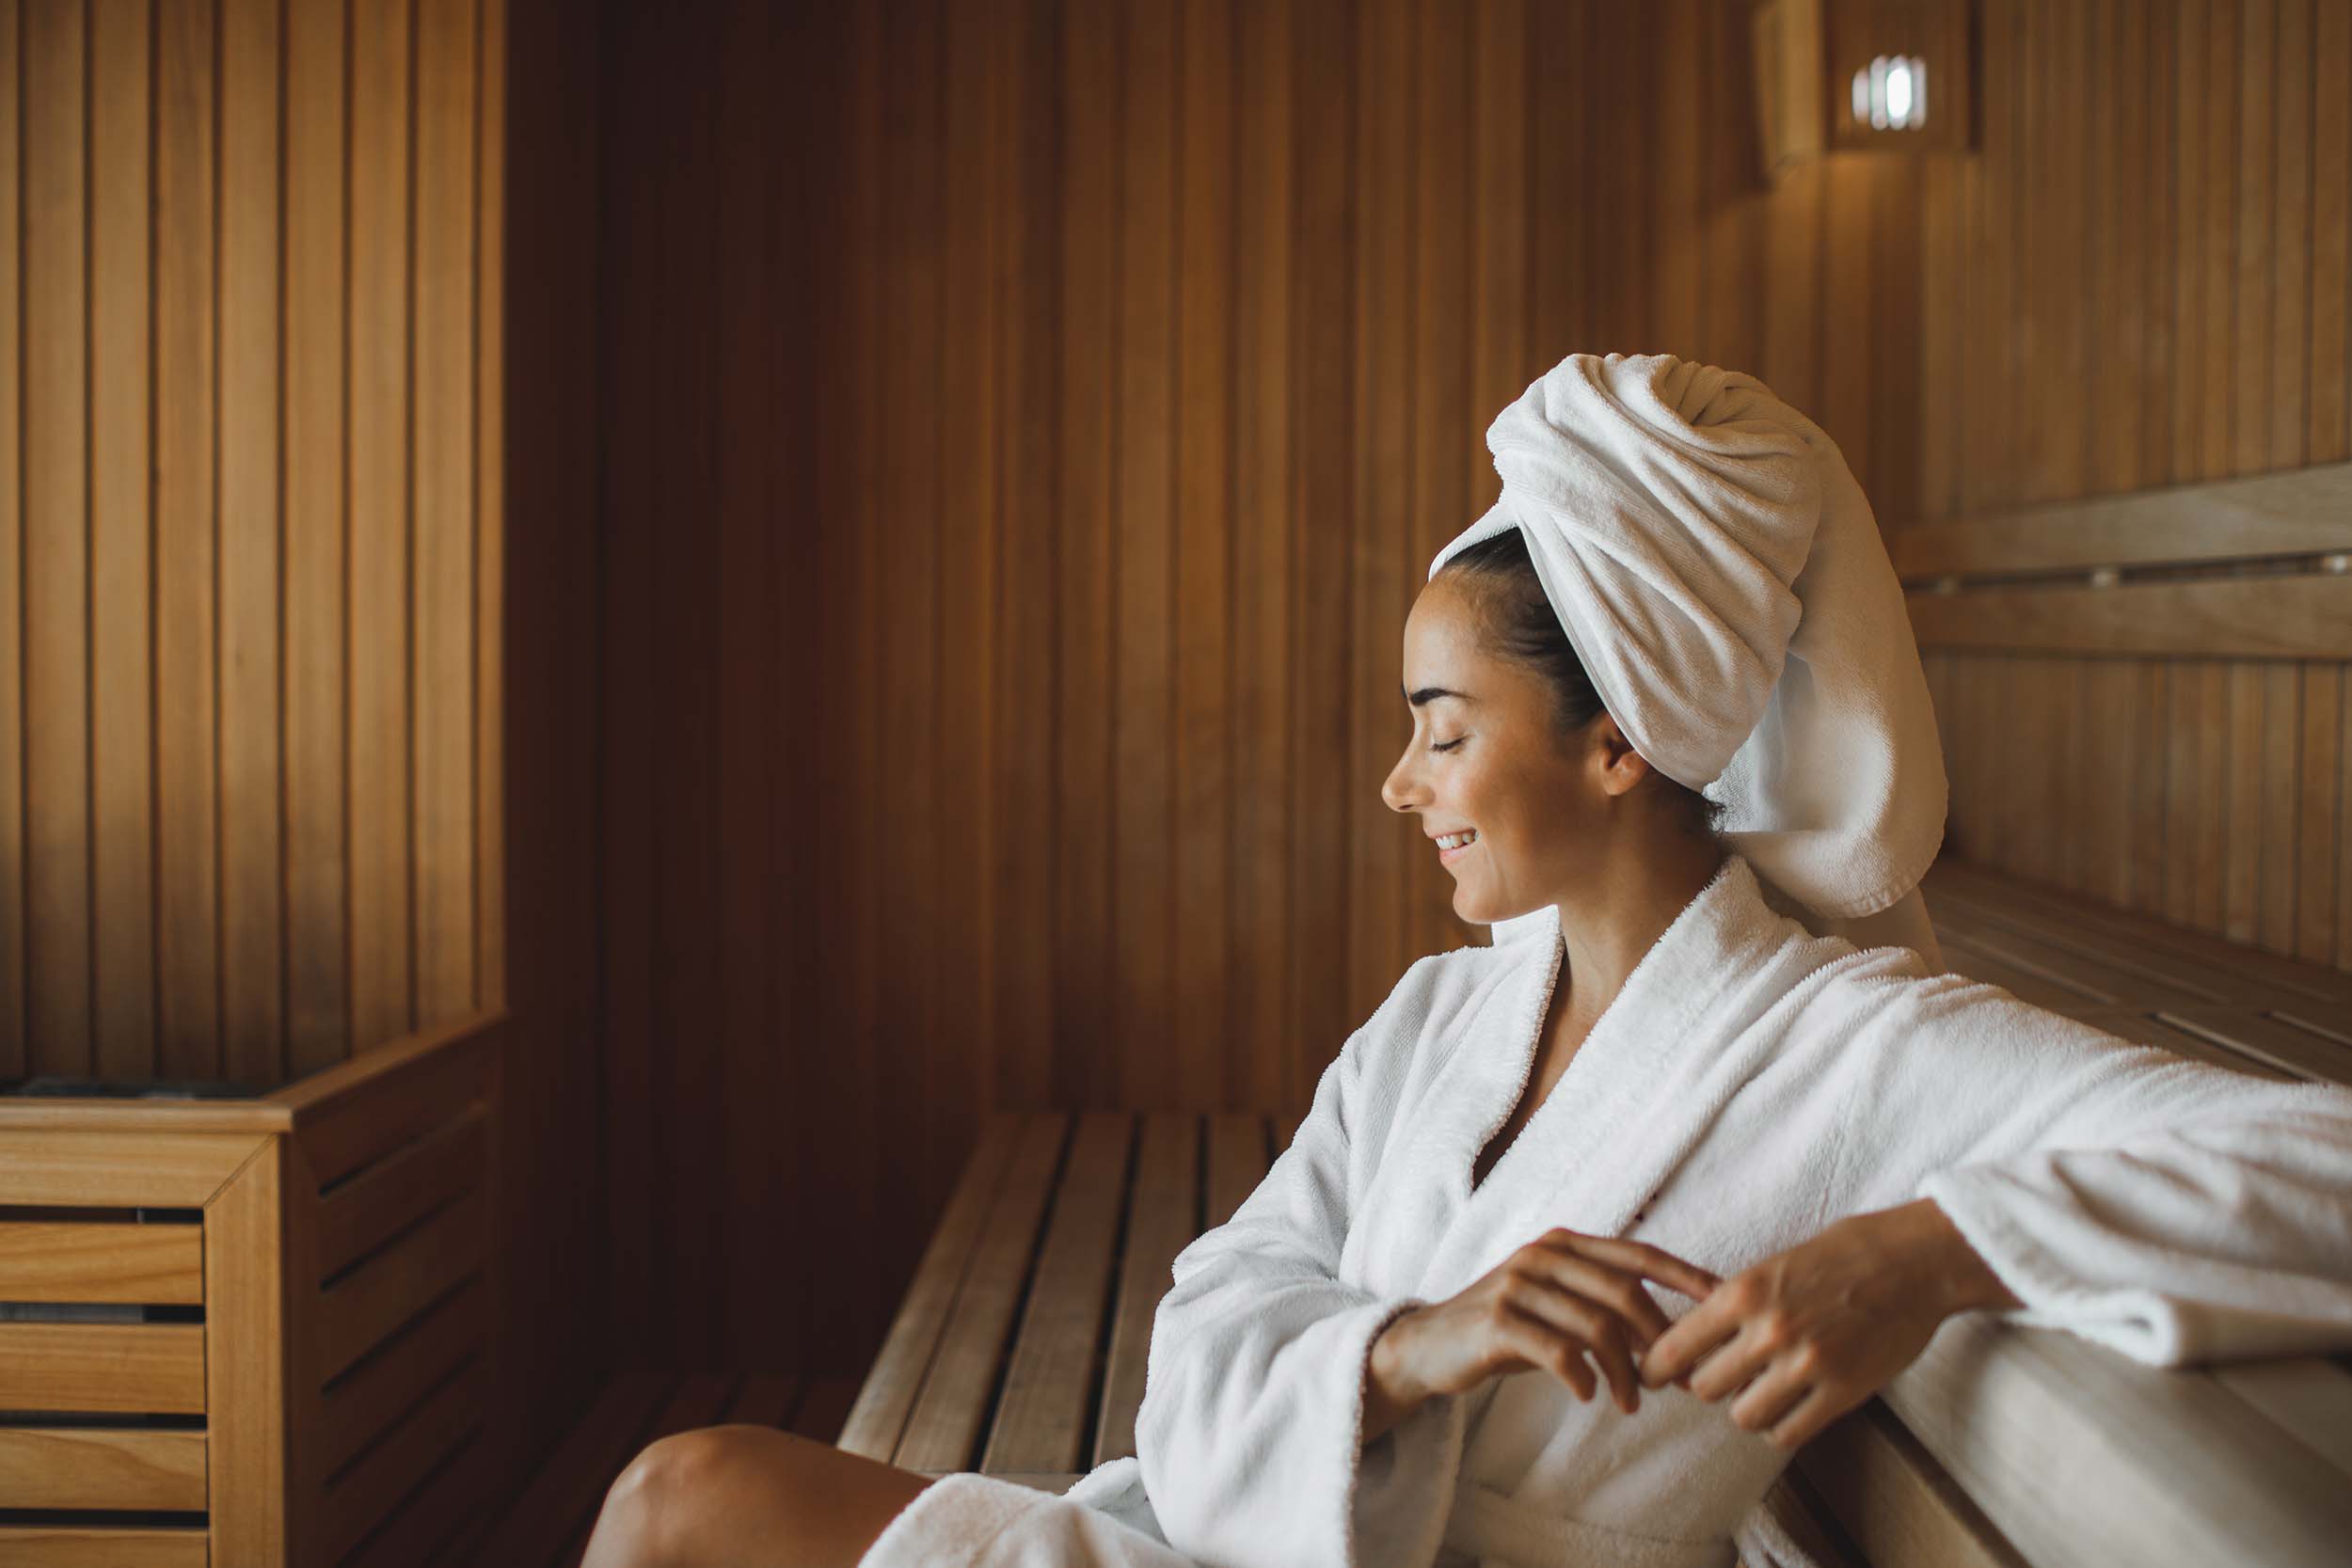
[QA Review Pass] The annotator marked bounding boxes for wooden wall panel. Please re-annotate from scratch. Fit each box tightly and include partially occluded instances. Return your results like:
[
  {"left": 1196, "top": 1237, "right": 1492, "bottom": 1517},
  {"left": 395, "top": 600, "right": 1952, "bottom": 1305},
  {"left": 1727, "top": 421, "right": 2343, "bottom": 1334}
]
[{"left": 8, "top": 0, "right": 498, "bottom": 1081}]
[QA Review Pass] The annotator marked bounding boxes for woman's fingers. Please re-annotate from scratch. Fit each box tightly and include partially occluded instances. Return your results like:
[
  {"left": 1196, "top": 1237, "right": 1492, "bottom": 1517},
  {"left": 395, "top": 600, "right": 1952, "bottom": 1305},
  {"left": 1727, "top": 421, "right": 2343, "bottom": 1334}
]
[
  {"left": 1639, "top": 1291, "right": 1740, "bottom": 1388},
  {"left": 1500, "top": 1303, "right": 1597, "bottom": 1402},
  {"left": 1537, "top": 1256, "right": 1673, "bottom": 1348},
  {"left": 1685, "top": 1323, "right": 1775, "bottom": 1404},
  {"left": 1551, "top": 1232, "right": 1722, "bottom": 1302},
  {"left": 1765, "top": 1385, "right": 1846, "bottom": 1451},
  {"left": 1506, "top": 1286, "right": 1645, "bottom": 1413},
  {"left": 1726, "top": 1356, "right": 1814, "bottom": 1437}
]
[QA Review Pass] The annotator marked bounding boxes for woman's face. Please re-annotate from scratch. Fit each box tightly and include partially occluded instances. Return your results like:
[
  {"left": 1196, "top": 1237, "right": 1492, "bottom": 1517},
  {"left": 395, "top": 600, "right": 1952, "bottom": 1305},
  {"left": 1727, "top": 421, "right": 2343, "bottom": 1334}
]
[{"left": 1381, "top": 574, "right": 1642, "bottom": 925}]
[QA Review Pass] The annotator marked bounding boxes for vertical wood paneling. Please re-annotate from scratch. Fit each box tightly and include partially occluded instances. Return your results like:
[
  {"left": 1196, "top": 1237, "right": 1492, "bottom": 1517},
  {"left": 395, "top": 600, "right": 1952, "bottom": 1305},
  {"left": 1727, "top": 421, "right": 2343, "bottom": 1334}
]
[
  {"left": 285, "top": 0, "right": 350, "bottom": 1075},
  {"left": 1116, "top": 0, "right": 1176, "bottom": 1107},
  {"left": 2312, "top": 0, "right": 2349, "bottom": 463},
  {"left": 713, "top": 0, "right": 781, "bottom": 1370},
  {"left": 154, "top": 0, "right": 217, "bottom": 1078},
  {"left": 10, "top": 0, "right": 551, "bottom": 1507},
  {"left": 0, "top": 0, "right": 22, "bottom": 1075},
  {"left": 24, "top": 0, "right": 91, "bottom": 1071},
  {"left": 1409, "top": 0, "right": 1467, "bottom": 964},
  {"left": 2269, "top": 0, "right": 2311, "bottom": 470},
  {"left": 1288, "top": 0, "right": 1353, "bottom": 1113},
  {"left": 13, "top": 0, "right": 520, "bottom": 1460},
  {"left": 1229, "top": 0, "right": 1292, "bottom": 1114},
  {"left": 1173, "top": 0, "right": 1233, "bottom": 1112},
  {"left": 1347, "top": 0, "right": 1408, "bottom": 1029},
  {"left": 89, "top": 0, "right": 154, "bottom": 1079},
  {"left": 415, "top": 0, "right": 478, "bottom": 1023},
  {"left": 220, "top": 0, "right": 285, "bottom": 1088},
  {"left": 1057, "top": 0, "right": 1116, "bottom": 1112}
]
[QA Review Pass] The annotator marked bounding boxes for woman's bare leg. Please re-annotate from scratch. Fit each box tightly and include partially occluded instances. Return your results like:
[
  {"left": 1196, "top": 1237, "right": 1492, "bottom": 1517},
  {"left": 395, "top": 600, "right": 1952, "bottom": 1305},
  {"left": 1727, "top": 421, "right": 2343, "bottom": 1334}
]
[{"left": 580, "top": 1425, "right": 936, "bottom": 1568}]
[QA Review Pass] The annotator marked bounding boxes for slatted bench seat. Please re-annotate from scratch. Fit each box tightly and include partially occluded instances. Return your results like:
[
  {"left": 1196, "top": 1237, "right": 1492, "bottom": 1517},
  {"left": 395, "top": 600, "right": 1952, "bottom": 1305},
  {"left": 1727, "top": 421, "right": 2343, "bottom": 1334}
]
[{"left": 834, "top": 862, "right": 2352, "bottom": 1568}]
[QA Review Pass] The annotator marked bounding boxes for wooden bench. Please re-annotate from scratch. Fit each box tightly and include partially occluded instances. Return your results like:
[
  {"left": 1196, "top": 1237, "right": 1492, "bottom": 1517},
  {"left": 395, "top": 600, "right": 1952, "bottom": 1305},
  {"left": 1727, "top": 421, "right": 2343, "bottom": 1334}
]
[{"left": 831, "top": 863, "right": 2352, "bottom": 1568}]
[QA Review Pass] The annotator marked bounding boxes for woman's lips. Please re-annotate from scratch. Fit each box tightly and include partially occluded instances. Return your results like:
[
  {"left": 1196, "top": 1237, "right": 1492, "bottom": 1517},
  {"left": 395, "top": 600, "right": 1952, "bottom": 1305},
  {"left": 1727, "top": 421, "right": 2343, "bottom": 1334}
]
[{"left": 1438, "top": 836, "right": 1478, "bottom": 866}]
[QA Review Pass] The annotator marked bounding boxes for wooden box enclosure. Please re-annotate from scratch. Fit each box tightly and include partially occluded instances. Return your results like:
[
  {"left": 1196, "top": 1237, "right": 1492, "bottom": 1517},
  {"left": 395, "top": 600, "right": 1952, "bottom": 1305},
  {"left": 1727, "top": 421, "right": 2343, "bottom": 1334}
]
[{"left": 0, "top": 1014, "right": 506, "bottom": 1566}]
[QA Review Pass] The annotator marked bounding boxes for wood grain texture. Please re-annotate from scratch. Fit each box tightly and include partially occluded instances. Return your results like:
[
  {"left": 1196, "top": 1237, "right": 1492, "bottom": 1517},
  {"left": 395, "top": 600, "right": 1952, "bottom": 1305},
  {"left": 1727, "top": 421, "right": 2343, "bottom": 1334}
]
[
  {"left": 0, "top": 1322, "right": 205, "bottom": 1413},
  {"left": 0, "top": 1426, "right": 206, "bottom": 1512},
  {"left": 10, "top": 0, "right": 501, "bottom": 1084},
  {"left": 0, "top": 1220, "right": 201, "bottom": 1304},
  {"left": 205, "top": 1138, "right": 287, "bottom": 1565}
]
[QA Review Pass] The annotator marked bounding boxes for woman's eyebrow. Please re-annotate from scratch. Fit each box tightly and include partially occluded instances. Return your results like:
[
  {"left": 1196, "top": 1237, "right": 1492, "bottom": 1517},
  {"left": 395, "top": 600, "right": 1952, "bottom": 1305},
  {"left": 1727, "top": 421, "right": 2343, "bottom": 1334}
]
[{"left": 1405, "top": 687, "right": 1477, "bottom": 707}]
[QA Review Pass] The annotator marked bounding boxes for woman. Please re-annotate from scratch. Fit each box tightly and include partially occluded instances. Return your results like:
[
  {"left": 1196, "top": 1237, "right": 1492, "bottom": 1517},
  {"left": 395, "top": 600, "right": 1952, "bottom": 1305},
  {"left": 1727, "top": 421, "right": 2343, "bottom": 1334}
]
[{"left": 582, "top": 355, "right": 2352, "bottom": 1568}]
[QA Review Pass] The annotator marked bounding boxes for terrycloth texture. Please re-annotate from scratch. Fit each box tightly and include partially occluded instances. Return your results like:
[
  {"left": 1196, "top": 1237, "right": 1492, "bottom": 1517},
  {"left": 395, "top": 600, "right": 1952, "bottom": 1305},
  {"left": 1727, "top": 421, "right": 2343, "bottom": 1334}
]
[
  {"left": 858, "top": 853, "right": 2352, "bottom": 1568},
  {"left": 1430, "top": 352, "right": 1948, "bottom": 923}
]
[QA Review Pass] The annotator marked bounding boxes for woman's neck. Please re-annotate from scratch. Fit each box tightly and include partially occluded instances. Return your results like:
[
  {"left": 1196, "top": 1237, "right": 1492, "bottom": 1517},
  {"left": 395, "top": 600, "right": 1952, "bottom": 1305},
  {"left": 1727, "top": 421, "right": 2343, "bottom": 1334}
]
[{"left": 1550, "top": 829, "right": 1728, "bottom": 1025}]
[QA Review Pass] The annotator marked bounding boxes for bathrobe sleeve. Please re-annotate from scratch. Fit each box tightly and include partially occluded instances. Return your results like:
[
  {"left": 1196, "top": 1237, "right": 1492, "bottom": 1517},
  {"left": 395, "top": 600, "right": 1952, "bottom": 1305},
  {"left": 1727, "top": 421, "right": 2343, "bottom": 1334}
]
[
  {"left": 1827, "top": 968, "right": 2352, "bottom": 1367},
  {"left": 1133, "top": 960, "right": 1470, "bottom": 1568}
]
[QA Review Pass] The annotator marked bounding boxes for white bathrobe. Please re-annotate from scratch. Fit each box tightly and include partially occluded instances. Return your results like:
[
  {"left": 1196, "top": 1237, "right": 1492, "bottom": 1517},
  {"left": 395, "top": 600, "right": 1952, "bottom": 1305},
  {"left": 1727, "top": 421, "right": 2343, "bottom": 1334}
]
[{"left": 858, "top": 853, "right": 2352, "bottom": 1568}]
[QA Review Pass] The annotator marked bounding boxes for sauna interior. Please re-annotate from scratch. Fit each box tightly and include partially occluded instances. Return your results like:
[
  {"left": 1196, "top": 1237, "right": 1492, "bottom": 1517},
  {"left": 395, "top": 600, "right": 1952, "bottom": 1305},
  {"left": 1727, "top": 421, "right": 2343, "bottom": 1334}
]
[{"left": 3, "top": 0, "right": 2349, "bottom": 1562}]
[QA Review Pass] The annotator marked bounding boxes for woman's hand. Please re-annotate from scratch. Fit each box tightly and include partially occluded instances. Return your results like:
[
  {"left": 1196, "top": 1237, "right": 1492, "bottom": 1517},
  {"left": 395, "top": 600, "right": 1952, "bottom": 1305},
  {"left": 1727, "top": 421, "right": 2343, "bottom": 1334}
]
[
  {"left": 1366, "top": 1228, "right": 1721, "bottom": 1441},
  {"left": 1637, "top": 1197, "right": 2023, "bottom": 1451}
]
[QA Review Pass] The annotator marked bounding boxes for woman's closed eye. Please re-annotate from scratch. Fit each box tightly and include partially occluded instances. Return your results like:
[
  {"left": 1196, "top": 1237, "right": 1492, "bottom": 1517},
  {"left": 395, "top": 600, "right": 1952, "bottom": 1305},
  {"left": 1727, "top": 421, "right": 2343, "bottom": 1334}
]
[{"left": 1433, "top": 737, "right": 1467, "bottom": 752}]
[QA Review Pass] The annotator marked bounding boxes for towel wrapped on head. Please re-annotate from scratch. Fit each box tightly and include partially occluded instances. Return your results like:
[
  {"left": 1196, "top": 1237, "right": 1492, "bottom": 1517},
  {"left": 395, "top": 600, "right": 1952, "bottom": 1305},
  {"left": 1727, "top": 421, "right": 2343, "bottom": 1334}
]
[{"left": 1429, "top": 351, "right": 1947, "bottom": 942}]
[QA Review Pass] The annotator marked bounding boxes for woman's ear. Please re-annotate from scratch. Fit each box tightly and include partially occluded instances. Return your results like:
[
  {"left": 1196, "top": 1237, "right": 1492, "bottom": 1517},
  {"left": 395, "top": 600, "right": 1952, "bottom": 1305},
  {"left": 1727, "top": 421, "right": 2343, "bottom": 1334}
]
[{"left": 1592, "top": 714, "right": 1652, "bottom": 798}]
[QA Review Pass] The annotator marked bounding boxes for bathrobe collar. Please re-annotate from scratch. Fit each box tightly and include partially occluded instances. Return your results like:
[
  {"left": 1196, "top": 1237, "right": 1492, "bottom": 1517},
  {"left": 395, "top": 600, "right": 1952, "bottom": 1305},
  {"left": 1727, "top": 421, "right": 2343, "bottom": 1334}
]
[{"left": 1407, "top": 851, "right": 1796, "bottom": 1304}]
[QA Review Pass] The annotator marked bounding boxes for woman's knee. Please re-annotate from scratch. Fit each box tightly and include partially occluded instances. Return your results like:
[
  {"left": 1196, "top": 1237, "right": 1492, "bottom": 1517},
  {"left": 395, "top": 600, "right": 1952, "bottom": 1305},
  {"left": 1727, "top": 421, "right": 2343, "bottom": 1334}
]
[{"left": 592, "top": 1425, "right": 764, "bottom": 1568}]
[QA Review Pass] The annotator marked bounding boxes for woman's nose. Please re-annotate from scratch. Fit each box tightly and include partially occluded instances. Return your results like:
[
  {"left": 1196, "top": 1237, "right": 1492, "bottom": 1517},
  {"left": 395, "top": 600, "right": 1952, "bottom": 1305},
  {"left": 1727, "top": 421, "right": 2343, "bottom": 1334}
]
[{"left": 1382, "top": 751, "right": 1422, "bottom": 815}]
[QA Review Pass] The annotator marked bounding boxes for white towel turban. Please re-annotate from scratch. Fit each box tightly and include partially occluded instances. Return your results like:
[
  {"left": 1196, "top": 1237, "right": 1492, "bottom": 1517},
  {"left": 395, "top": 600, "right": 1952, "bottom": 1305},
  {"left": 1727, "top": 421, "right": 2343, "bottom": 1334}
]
[{"left": 1428, "top": 351, "right": 1947, "bottom": 927}]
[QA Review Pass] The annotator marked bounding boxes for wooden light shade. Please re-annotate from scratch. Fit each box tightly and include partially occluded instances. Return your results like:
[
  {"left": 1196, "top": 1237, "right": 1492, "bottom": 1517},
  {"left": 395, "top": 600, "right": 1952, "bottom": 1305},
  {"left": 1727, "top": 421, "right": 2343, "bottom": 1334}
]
[{"left": 1753, "top": 0, "right": 1975, "bottom": 175}]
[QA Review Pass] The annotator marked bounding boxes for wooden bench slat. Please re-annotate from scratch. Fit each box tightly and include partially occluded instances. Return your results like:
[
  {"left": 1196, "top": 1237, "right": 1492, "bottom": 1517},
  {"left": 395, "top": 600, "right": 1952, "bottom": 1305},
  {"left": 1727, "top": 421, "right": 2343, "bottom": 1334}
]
[
  {"left": 1934, "top": 933, "right": 2114, "bottom": 1013},
  {"left": 983, "top": 1112, "right": 1135, "bottom": 1474},
  {"left": 0, "top": 1527, "right": 208, "bottom": 1567},
  {"left": 1923, "top": 862, "right": 2352, "bottom": 1007},
  {"left": 1791, "top": 1402, "right": 2024, "bottom": 1568},
  {"left": 0, "top": 1322, "right": 206, "bottom": 1413},
  {"left": 2154, "top": 1008, "right": 2352, "bottom": 1086},
  {"left": 1930, "top": 899, "right": 2229, "bottom": 1010},
  {"left": 894, "top": 1113, "right": 1070, "bottom": 1473},
  {"left": 319, "top": 1184, "right": 487, "bottom": 1382},
  {"left": 316, "top": 1104, "right": 486, "bottom": 1278},
  {"left": 315, "top": 1277, "right": 487, "bottom": 1477},
  {"left": 0, "top": 1129, "right": 266, "bottom": 1207},
  {"left": 322, "top": 1359, "right": 486, "bottom": 1562},
  {"left": 1883, "top": 1312, "right": 2352, "bottom": 1568},
  {"left": 1206, "top": 1112, "right": 1272, "bottom": 1228},
  {"left": 469, "top": 1374, "right": 671, "bottom": 1568},
  {"left": 0, "top": 1220, "right": 202, "bottom": 1304},
  {"left": 0, "top": 1426, "right": 207, "bottom": 1511},
  {"left": 1922, "top": 882, "right": 2234, "bottom": 1007},
  {"left": 2209, "top": 1357, "right": 2352, "bottom": 1481},
  {"left": 1093, "top": 1112, "right": 1201, "bottom": 1468},
  {"left": 2075, "top": 1011, "right": 2300, "bottom": 1082},
  {"left": 836, "top": 1111, "right": 1027, "bottom": 1461},
  {"left": 342, "top": 1433, "right": 491, "bottom": 1568}
]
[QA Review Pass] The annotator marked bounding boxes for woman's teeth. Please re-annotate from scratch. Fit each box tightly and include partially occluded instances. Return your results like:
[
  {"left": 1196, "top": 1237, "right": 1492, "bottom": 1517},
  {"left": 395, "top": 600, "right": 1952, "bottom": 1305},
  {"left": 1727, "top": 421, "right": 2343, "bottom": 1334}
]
[{"left": 1438, "top": 830, "right": 1478, "bottom": 850}]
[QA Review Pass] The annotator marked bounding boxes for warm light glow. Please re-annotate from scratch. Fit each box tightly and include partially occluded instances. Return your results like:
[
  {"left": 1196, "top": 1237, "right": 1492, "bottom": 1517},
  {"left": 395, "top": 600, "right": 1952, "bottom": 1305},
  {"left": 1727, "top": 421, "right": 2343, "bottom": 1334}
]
[{"left": 1853, "top": 54, "right": 1930, "bottom": 130}]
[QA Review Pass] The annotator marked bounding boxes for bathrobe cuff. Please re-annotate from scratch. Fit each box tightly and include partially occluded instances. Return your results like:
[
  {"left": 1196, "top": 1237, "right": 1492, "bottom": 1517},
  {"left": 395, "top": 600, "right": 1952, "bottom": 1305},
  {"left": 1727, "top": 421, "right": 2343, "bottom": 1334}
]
[
  {"left": 1138, "top": 1292, "right": 1469, "bottom": 1568},
  {"left": 1342, "top": 1298, "right": 1470, "bottom": 1568},
  {"left": 1916, "top": 1167, "right": 2187, "bottom": 1362},
  {"left": 1914, "top": 1159, "right": 2352, "bottom": 1367}
]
